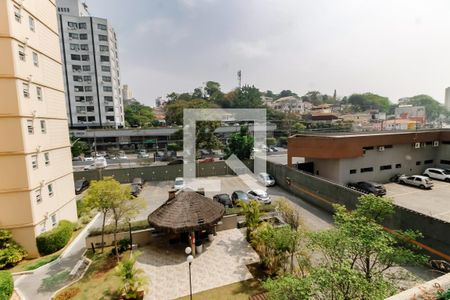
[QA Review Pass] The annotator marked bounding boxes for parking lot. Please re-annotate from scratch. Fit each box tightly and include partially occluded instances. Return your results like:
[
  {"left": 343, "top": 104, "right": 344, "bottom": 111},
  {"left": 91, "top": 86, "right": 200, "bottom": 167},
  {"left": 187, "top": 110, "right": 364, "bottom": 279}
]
[{"left": 385, "top": 180, "right": 450, "bottom": 222}]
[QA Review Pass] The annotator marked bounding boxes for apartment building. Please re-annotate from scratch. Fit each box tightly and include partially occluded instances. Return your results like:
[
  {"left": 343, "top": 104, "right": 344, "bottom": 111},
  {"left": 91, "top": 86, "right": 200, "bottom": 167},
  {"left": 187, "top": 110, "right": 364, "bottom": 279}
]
[
  {"left": 0, "top": 0, "right": 77, "bottom": 256},
  {"left": 56, "top": 0, "right": 124, "bottom": 129},
  {"left": 288, "top": 130, "right": 450, "bottom": 184}
]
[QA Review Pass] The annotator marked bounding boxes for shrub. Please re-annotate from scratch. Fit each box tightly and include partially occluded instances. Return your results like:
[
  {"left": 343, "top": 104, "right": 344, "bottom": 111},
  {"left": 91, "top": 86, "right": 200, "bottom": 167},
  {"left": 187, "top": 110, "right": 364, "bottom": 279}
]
[
  {"left": 54, "top": 287, "right": 80, "bottom": 300},
  {"left": 0, "top": 229, "right": 27, "bottom": 269},
  {"left": 36, "top": 220, "right": 74, "bottom": 255},
  {"left": 0, "top": 271, "right": 13, "bottom": 300}
]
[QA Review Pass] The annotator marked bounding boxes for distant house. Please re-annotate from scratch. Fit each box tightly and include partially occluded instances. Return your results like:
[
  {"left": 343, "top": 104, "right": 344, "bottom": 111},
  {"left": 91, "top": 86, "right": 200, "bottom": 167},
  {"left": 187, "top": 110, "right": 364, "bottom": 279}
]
[
  {"left": 311, "top": 103, "right": 333, "bottom": 113},
  {"left": 271, "top": 96, "right": 309, "bottom": 114},
  {"left": 308, "top": 112, "right": 339, "bottom": 122},
  {"left": 395, "top": 105, "right": 426, "bottom": 124},
  {"left": 383, "top": 119, "right": 418, "bottom": 131}
]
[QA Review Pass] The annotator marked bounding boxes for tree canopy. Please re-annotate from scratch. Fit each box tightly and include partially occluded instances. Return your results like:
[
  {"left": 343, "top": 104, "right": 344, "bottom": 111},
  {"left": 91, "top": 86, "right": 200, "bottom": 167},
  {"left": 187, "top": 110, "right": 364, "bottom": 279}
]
[
  {"left": 224, "top": 125, "right": 254, "bottom": 160},
  {"left": 399, "top": 94, "right": 448, "bottom": 121},
  {"left": 124, "top": 101, "right": 155, "bottom": 127},
  {"left": 347, "top": 93, "right": 391, "bottom": 112}
]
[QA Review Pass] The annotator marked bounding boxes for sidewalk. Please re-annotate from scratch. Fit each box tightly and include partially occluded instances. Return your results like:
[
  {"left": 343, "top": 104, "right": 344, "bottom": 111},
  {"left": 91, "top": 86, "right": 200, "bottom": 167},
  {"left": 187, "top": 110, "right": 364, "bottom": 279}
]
[{"left": 14, "top": 213, "right": 101, "bottom": 300}]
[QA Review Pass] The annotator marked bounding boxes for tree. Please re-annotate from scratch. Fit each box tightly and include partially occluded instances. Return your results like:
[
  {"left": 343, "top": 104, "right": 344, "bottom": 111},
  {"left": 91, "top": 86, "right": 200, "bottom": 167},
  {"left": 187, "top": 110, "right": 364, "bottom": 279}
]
[
  {"left": 115, "top": 251, "right": 149, "bottom": 299},
  {"left": 347, "top": 93, "right": 391, "bottom": 112},
  {"left": 0, "top": 229, "right": 27, "bottom": 269},
  {"left": 196, "top": 121, "right": 222, "bottom": 151},
  {"left": 277, "top": 90, "right": 298, "bottom": 99},
  {"left": 263, "top": 275, "right": 312, "bottom": 300},
  {"left": 204, "top": 81, "right": 223, "bottom": 102},
  {"left": 292, "top": 122, "right": 306, "bottom": 133},
  {"left": 266, "top": 137, "right": 276, "bottom": 147},
  {"left": 164, "top": 99, "right": 216, "bottom": 125},
  {"left": 399, "top": 94, "right": 448, "bottom": 121},
  {"left": 239, "top": 199, "right": 261, "bottom": 241},
  {"left": 224, "top": 126, "right": 254, "bottom": 160},
  {"left": 232, "top": 85, "right": 263, "bottom": 108},
  {"left": 124, "top": 101, "right": 155, "bottom": 128},
  {"left": 192, "top": 87, "right": 204, "bottom": 99},
  {"left": 70, "top": 137, "right": 89, "bottom": 157}
]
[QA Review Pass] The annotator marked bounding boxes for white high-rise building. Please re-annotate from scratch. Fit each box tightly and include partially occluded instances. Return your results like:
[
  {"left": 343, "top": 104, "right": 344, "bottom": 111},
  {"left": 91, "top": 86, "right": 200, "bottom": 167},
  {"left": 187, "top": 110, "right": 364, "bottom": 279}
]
[
  {"left": 122, "top": 84, "right": 132, "bottom": 101},
  {"left": 445, "top": 87, "right": 450, "bottom": 111},
  {"left": 0, "top": 0, "right": 77, "bottom": 257},
  {"left": 56, "top": 0, "right": 124, "bottom": 128}
]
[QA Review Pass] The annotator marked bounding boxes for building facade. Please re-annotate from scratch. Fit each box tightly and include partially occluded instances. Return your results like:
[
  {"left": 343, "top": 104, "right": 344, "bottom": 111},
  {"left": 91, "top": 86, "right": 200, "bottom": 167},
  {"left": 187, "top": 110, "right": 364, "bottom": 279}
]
[
  {"left": 288, "top": 130, "right": 450, "bottom": 184},
  {"left": 445, "top": 87, "right": 450, "bottom": 111},
  {"left": 57, "top": 0, "right": 124, "bottom": 129},
  {"left": 0, "top": 0, "right": 77, "bottom": 256}
]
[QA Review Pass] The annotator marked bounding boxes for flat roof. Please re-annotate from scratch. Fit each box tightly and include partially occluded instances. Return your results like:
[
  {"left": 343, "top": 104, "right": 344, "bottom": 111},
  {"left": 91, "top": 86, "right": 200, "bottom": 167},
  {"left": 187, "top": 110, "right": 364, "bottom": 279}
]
[{"left": 291, "top": 128, "right": 449, "bottom": 139}]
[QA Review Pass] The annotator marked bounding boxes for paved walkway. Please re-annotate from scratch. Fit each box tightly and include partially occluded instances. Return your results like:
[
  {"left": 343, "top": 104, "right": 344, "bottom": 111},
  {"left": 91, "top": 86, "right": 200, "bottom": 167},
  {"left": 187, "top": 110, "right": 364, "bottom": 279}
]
[
  {"left": 137, "top": 228, "right": 260, "bottom": 300},
  {"left": 14, "top": 213, "right": 101, "bottom": 300}
]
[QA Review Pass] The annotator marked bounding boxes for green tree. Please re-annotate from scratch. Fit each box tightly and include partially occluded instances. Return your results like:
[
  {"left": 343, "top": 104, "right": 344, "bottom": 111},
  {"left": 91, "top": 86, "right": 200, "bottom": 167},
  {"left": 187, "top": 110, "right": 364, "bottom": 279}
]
[
  {"left": 277, "top": 90, "right": 298, "bottom": 99},
  {"left": 115, "top": 251, "right": 149, "bottom": 299},
  {"left": 196, "top": 121, "right": 222, "bottom": 152},
  {"left": 124, "top": 101, "right": 155, "bottom": 127},
  {"left": 204, "top": 81, "right": 223, "bottom": 102},
  {"left": 224, "top": 126, "right": 254, "bottom": 160},
  {"left": 70, "top": 137, "right": 89, "bottom": 157},
  {"left": 165, "top": 99, "right": 216, "bottom": 125},
  {"left": 192, "top": 87, "right": 204, "bottom": 99},
  {"left": 266, "top": 137, "right": 276, "bottom": 147},
  {"left": 232, "top": 85, "right": 263, "bottom": 108},
  {"left": 0, "top": 229, "right": 27, "bottom": 269},
  {"left": 399, "top": 94, "right": 448, "bottom": 121},
  {"left": 347, "top": 93, "right": 391, "bottom": 112},
  {"left": 263, "top": 275, "right": 312, "bottom": 300},
  {"left": 239, "top": 199, "right": 261, "bottom": 241}
]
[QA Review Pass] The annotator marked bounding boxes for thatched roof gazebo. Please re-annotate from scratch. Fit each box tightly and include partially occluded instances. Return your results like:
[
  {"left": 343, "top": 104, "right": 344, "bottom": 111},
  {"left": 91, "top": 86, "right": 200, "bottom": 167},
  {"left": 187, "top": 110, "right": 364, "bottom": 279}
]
[{"left": 148, "top": 190, "right": 225, "bottom": 234}]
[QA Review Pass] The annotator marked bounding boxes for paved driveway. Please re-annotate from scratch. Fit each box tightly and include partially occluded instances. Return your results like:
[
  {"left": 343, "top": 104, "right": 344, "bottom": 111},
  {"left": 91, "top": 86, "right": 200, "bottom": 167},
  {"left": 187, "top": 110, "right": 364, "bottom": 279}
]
[{"left": 136, "top": 228, "right": 259, "bottom": 300}]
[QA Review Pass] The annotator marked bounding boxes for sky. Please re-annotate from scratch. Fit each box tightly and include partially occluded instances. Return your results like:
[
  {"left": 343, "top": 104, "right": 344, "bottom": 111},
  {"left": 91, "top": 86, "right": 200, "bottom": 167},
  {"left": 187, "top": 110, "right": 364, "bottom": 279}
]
[{"left": 86, "top": 0, "right": 450, "bottom": 106}]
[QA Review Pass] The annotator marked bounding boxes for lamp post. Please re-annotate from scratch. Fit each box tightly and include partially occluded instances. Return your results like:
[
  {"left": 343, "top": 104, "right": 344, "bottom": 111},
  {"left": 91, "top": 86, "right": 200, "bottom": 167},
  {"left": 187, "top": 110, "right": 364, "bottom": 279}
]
[
  {"left": 128, "top": 218, "right": 132, "bottom": 252},
  {"left": 185, "top": 247, "right": 194, "bottom": 300}
]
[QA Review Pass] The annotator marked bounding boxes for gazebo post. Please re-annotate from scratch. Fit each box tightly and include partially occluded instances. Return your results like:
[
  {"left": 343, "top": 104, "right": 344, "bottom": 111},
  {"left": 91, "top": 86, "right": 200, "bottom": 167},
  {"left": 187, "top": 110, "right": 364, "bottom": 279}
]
[{"left": 191, "top": 231, "right": 196, "bottom": 256}]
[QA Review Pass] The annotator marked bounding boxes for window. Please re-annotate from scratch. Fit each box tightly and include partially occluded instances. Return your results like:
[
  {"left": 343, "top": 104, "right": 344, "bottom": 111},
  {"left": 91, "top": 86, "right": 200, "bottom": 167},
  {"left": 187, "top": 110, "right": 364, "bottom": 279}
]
[
  {"left": 83, "top": 75, "right": 92, "bottom": 82},
  {"left": 69, "top": 33, "right": 79, "bottom": 39},
  {"left": 27, "top": 119, "right": 34, "bottom": 134},
  {"left": 395, "top": 163, "right": 402, "bottom": 169},
  {"left": 440, "top": 160, "right": 450, "bottom": 165},
  {"left": 98, "top": 34, "right": 108, "bottom": 41},
  {"left": 101, "top": 65, "right": 110, "bottom": 72},
  {"left": 424, "top": 160, "right": 434, "bottom": 165},
  {"left": 48, "top": 184, "right": 54, "bottom": 197},
  {"left": 74, "top": 86, "right": 84, "bottom": 92},
  {"left": 73, "top": 75, "right": 83, "bottom": 82},
  {"left": 97, "top": 23, "right": 107, "bottom": 30},
  {"left": 32, "top": 52, "right": 39, "bottom": 66},
  {"left": 99, "top": 45, "right": 109, "bottom": 52},
  {"left": 84, "top": 86, "right": 93, "bottom": 92},
  {"left": 76, "top": 106, "right": 86, "bottom": 113},
  {"left": 380, "top": 165, "right": 392, "bottom": 171},
  {"left": 39, "top": 221, "right": 46, "bottom": 233},
  {"left": 51, "top": 214, "right": 57, "bottom": 227},
  {"left": 360, "top": 167, "right": 373, "bottom": 173},
  {"left": 68, "top": 21, "right": 78, "bottom": 29},
  {"left": 14, "top": 6, "right": 21, "bottom": 22},
  {"left": 362, "top": 146, "right": 374, "bottom": 150},
  {"left": 71, "top": 54, "right": 81, "bottom": 61},
  {"left": 29, "top": 16, "right": 35, "bottom": 31},
  {"left": 81, "top": 54, "right": 90, "bottom": 61},
  {"left": 82, "top": 65, "right": 91, "bottom": 71},
  {"left": 70, "top": 43, "right": 80, "bottom": 51},
  {"left": 31, "top": 155, "right": 38, "bottom": 169},
  {"left": 87, "top": 106, "right": 95, "bottom": 112},
  {"left": 78, "top": 22, "right": 87, "bottom": 29},
  {"left": 103, "top": 86, "right": 112, "bottom": 92},
  {"left": 100, "top": 55, "right": 110, "bottom": 62},
  {"left": 102, "top": 76, "right": 111, "bottom": 82},
  {"left": 75, "top": 96, "right": 85, "bottom": 102},
  {"left": 416, "top": 161, "right": 421, "bottom": 166},
  {"left": 349, "top": 169, "right": 357, "bottom": 174},
  {"left": 36, "top": 87, "right": 42, "bottom": 100},
  {"left": 86, "top": 96, "right": 93, "bottom": 102},
  {"left": 106, "top": 116, "right": 115, "bottom": 122},
  {"left": 35, "top": 189, "right": 42, "bottom": 203},
  {"left": 40, "top": 120, "right": 46, "bottom": 133},
  {"left": 80, "top": 33, "right": 88, "bottom": 40},
  {"left": 104, "top": 96, "right": 113, "bottom": 102},
  {"left": 18, "top": 45, "right": 26, "bottom": 61},
  {"left": 23, "top": 82, "right": 30, "bottom": 97},
  {"left": 105, "top": 106, "right": 114, "bottom": 112},
  {"left": 72, "top": 65, "right": 81, "bottom": 72},
  {"left": 77, "top": 116, "right": 87, "bottom": 122},
  {"left": 80, "top": 44, "right": 89, "bottom": 50},
  {"left": 87, "top": 116, "right": 96, "bottom": 122},
  {"left": 44, "top": 152, "right": 50, "bottom": 166}
]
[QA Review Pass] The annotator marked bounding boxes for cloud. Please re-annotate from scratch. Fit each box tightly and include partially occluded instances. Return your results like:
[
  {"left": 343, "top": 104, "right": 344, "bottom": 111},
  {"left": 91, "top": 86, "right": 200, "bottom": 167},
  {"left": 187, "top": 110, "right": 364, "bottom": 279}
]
[{"left": 230, "top": 40, "right": 271, "bottom": 59}]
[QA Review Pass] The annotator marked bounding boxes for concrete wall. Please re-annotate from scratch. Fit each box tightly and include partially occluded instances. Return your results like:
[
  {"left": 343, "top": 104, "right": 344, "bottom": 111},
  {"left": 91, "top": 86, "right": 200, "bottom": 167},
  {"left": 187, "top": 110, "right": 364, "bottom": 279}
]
[
  {"left": 437, "top": 143, "right": 450, "bottom": 168},
  {"left": 266, "top": 160, "right": 450, "bottom": 259}
]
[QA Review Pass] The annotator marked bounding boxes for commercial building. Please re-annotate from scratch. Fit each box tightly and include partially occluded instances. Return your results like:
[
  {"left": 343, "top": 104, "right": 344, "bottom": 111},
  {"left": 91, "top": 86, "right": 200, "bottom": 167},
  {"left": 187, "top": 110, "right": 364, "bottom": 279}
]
[
  {"left": 0, "top": 0, "right": 77, "bottom": 256},
  {"left": 288, "top": 130, "right": 450, "bottom": 184},
  {"left": 56, "top": 0, "right": 124, "bottom": 129}
]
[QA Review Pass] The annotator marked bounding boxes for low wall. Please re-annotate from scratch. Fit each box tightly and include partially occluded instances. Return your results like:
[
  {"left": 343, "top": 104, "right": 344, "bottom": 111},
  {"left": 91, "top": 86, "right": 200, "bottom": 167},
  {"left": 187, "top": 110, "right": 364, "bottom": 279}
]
[
  {"left": 216, "top": 215, "right": 238, "bottom": 231},
  {"left": 265, "top": 160, "right": 450, "bottom": 259},
  {"left": 386, "top": 273, "right": 450, "bottom": 300},
  {"left": 74, "top": 160, "right": 254, "bottom": 183},
  {"left": 86, "top": 229, "right": 154, "bottom": 248}
]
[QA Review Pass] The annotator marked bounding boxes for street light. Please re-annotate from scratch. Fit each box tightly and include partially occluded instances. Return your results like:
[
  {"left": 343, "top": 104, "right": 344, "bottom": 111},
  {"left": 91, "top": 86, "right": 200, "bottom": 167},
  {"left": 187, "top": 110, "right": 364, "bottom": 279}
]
[{"left": 185, "top": 247, "right": 194, "bottom": 300}]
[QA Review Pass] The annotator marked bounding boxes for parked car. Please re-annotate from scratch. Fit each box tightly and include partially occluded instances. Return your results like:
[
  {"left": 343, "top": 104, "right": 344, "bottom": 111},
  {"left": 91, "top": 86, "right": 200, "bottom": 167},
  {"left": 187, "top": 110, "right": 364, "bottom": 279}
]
[
  {"left": 231, "top": 190, "right": 249, "bottom": 205},
  {"left": 257, "top": 172, "right": 276, "bottom": 187},
  {"left": 347, "top": 181, "right": 386, "bottom": 196},
  {"left": 247, "top": 189, "right": 271, "bottom": 204},
  {"left": 168, "top": 159, "right": 183, "bottom": 165},
  {"left": 74, "top": 179, "right": 89, "bottom": 194},
  {"left": 423, "top": 168, "right": 450, "bottom": 182},
  {"left": 269, "top": 146, "right": 279, "bottom": 152},
  {"left": 174, "top": 177, "right": 185, "bottom": 190},
  {"left": 84, "top": 156, "right": 94, "bottom": 161},
  {"left": 132, "top": 177, "right": 144, "bottom": 187},
  {"left": 130, "top": 184, "right": 141, "bottom": 197},
  {"left": 398, "top": 175, "right": 433, "bottom": 189},
  {"left": 83, "top": 163, "right": 96, "bottom": 170},
  {"left": 137, "top": 151, "right": 150, "bottom": 159},
  {"left": 389, "top": 174, "right": 404, "bottom": 183},
  {"left": 94, "top": 157, "right": 107, "bottom": 168},
  {"left": 118, "top": 154, "right": 128, "bottom": 160},
  {"left": 213, "top": 193, "right": 233, "bottom": 208}
]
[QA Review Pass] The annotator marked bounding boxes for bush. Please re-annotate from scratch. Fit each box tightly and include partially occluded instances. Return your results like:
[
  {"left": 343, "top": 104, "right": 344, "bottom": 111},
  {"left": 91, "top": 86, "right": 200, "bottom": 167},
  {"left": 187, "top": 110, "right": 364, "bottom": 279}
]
[
  {"left": 36, "top": 220, "right": 74, "bottom": 255},
  {"left": 0, "top": 271, "right": 13, "bottom": 300},
  {"left": 0, "top": 229, "right": 27, "bottom": 269},
  {"left": 54, "top": 287, "right": 80, "bottom": 300}
]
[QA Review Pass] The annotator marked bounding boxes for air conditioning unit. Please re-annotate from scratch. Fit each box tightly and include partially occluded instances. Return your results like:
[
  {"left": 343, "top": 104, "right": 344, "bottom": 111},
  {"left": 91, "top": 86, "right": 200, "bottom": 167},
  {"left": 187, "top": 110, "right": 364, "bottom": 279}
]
[
  {"left": 414, "top": 142, "right": 421, "bottom": 149},
  {"left": 377, "top": 146, "right": 385, "bottom": 152},
  {"left": 433, "top": 141, "right": 439, "bottom": 147}
]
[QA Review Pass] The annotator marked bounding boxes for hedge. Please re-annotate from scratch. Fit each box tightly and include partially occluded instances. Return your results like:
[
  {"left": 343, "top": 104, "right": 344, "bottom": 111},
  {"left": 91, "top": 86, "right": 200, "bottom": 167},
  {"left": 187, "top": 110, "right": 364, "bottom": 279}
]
[
  {"left": 0, "top": 271, "right": 13, "bottom": 300},
  {"left": 88, "top": 220, "right": 149, "bottom": 237},
  {"left": 225, "top": 204, "right": 276, "bottom": 216},
  {"left": 36, "top": 220, "right": 74, "bottom": 255}
]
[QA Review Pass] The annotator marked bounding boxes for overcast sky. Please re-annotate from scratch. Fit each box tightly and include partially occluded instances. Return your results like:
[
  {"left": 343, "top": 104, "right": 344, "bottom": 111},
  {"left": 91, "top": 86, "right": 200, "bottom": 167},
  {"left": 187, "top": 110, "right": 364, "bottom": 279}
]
[{"left": 87, "top": 0, "right": 450, "bottom": 106}]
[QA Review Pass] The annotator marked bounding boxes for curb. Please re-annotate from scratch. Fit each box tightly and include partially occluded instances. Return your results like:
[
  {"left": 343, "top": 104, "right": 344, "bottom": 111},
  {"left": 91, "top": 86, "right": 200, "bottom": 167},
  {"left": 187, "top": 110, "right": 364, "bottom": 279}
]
[{"left": 14, "top": 287, "right": 27, "bottom": 300}]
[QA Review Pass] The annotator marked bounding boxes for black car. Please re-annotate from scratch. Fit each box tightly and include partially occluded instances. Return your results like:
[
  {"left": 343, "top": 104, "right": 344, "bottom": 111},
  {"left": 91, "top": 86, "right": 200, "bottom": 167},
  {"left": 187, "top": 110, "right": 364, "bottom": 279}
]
[
  {"left": 75, "top": 179, "right": 89, "bottom": 194},
  {"left": 132, "top": 177, "right": 144, "bottom": 187},
  {"left": 130, "top": 184, "right": 141, "bottom": 197},
  {"left": 347, "top": 181, "right": 386, "bottom": 196},
  {"left": 231, "top": 190, "right": 249, "bottom": 206},
  {"left": 213, "top": 193, "right": 233, "bottom": 208}
]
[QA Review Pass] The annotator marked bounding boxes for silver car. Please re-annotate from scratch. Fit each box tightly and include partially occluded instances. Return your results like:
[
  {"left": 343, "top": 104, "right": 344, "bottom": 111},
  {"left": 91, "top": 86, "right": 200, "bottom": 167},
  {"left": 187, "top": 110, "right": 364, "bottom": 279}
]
[
  {"left": 247, "top": 189, "right": 271, "bottom": 204},
  {"left": 398, "top": 175, "right": 433, "bottom": 189}
]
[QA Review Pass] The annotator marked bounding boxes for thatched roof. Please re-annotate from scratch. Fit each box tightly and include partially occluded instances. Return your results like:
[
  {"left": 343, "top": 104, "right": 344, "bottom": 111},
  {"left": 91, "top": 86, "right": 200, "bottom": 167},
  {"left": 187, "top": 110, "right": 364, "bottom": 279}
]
[{"left": 148, "top": 190, "right": 225, "bottom": 233}]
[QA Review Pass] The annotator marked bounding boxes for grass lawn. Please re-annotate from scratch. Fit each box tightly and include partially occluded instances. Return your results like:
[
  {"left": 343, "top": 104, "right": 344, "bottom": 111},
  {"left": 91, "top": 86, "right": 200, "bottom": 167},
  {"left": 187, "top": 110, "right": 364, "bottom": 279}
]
[
  {"left": 176, "top": 279, "right": 265, "bottom": 300},
  {"left": 54, "top": 249, "right": 129, "bottom": 300}
]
